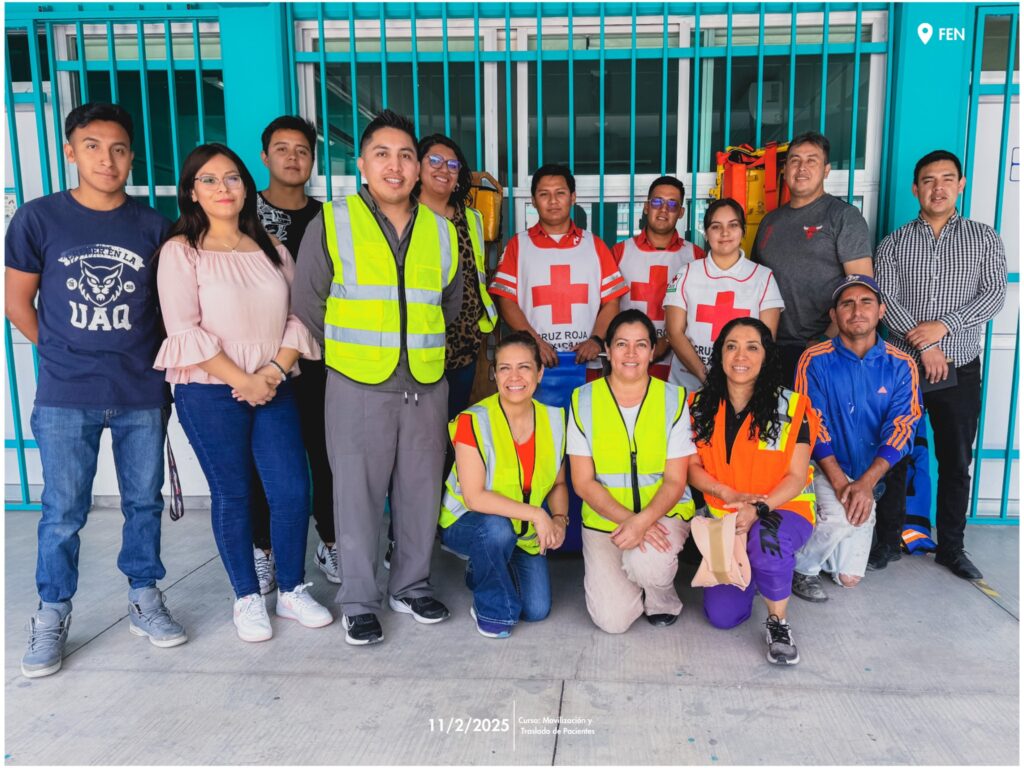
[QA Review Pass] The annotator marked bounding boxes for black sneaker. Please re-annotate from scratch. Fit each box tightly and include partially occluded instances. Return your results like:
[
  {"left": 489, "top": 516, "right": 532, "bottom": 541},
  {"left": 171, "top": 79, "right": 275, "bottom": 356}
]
[
  {"left": 383, "top": 540, "right": 394, "bottom": 571},
  {"left": 935, "top": 549, "right": 983, "bottom": 580},
  {"left": 792, "top": 572, "right": 829, "bottom": 603},
  {"left": 866, "top": 542, "right": 902, "bottom": 571},
  {"left": 645, "top": 613, "right": 678, "bottom": 627},
  {"left": 342, "top": 613, "right": 383, "bottom": 645},
  {"left": 388, "top": 595, "right": 451, "bottom": 624},
  {"left": 765, "top": 614, "right": 799, "bottom": 665}
]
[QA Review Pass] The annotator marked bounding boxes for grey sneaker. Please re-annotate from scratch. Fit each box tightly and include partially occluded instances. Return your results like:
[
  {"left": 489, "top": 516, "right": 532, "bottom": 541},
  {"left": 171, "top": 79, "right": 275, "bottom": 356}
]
[
  {"left": 765, "top": 614, "right": 800, "bottom": 665},
  {"left": 128, "top": 587, "right": 187, "bottom": 648},
  {"left": 792, "top": 572, "right": 829, "bottom": 603},
  {"left": 22, "top": 603, "right": 71, "bottom": 678},
  {"left": 254, "top": 546, "right": 277, "bottom": 595}
]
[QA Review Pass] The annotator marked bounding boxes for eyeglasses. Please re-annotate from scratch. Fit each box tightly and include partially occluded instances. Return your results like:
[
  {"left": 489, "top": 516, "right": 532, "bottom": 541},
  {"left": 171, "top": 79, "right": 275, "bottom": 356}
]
[
  {"left": 648, "top": 197, "right": 681, "bottom": 211},
  {"left": 426, "top": 154, "right": 461, "bottom": 173},
  {"left": 195, "top": 174, "right": 243, "bottom": 190}
]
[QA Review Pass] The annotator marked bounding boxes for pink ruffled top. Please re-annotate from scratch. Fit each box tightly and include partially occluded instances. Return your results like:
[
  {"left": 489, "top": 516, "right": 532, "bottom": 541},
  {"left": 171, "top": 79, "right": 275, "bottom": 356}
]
[{"left": 154, "top": 238, "right": 320, "bottom": 385}]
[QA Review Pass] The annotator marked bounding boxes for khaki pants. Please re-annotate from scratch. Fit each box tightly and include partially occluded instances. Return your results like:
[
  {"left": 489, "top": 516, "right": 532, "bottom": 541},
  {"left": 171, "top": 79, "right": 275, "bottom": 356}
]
[{"left": 581, "top": 516, "right": 690, "bottom": 634}]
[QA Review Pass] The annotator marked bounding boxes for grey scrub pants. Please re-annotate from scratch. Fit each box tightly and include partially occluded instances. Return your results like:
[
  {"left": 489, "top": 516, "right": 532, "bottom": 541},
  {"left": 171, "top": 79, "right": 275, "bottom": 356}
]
[{"left": 325, "top": 369, "right": 449, "bottom": 615}]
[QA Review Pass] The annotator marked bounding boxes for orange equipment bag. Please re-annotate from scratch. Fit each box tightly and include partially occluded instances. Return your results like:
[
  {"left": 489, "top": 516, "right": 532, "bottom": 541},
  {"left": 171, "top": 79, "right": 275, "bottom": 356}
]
[
  {"left": 709, "top": 142, "right": 790, "bottom": 256},
  {"left": 467, "top": 171, "right": 503, "bottom": 243}
]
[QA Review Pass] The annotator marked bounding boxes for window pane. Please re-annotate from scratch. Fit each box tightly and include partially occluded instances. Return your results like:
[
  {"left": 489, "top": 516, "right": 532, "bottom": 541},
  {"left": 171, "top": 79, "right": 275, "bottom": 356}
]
[{"left": 983, "top": 15, "right": 1020, "bottom": 72}]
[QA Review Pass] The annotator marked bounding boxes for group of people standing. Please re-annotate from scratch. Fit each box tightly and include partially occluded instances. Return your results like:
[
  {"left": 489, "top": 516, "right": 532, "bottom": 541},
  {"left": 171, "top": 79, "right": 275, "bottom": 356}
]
[{"left": 6, "top": 100, "right": 1006, "bottom": 678}]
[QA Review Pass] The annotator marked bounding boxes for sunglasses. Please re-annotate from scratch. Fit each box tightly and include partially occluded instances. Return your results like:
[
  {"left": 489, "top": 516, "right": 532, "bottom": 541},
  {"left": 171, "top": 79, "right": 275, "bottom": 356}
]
[
  {"left": 427, "top": 154, "right": 462, "bottom": 173},
  {"left": 195, "top": 174, "right": 243, "bottom": 190},
  {"left": 648, "top": 197, "right": 681, "bottom": 211}
]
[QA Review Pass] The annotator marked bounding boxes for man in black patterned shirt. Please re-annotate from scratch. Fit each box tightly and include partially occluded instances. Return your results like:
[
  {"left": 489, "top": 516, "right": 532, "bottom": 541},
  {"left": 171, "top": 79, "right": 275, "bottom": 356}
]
[{"left": 874, "top": 150, "right": 1007, "bottom": 580}]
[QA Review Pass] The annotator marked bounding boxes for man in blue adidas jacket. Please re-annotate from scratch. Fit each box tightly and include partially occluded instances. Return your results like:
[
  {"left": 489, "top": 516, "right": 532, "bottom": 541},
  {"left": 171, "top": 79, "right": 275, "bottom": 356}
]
[{"left": 790, "top": 275, "right": 922, "bottom": 602}]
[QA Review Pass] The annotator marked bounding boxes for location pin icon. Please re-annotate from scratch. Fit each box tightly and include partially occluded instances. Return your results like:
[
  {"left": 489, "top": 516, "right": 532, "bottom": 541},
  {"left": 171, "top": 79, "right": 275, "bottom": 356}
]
[{"left": 918, "top": 23, "right": 933, "bottom": 45}]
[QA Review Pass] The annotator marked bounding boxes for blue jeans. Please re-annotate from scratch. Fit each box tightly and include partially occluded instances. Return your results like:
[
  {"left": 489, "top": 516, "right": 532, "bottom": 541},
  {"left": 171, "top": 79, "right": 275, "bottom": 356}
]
[
  {"left": 174, "top": 381, "right": 310, "bottom": 598},
  {"left": 440, "top": 512, "right": 551, "bottom": 626},
  {"left": 31, "top": 405, "right": 168, "bottom": 604}
]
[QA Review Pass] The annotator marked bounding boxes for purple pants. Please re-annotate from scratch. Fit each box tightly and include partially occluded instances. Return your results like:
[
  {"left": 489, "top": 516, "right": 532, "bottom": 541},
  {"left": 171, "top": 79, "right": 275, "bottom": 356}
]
[{"left": 703, "top": 509, "right": 813, "bottom": 629}]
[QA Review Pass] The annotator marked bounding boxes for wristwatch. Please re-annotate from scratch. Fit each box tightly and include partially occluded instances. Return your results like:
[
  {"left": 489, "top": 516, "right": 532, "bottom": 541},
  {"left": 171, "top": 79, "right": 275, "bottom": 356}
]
[{"left": 753, "top": 501, "right": 770, "bottom": 518}]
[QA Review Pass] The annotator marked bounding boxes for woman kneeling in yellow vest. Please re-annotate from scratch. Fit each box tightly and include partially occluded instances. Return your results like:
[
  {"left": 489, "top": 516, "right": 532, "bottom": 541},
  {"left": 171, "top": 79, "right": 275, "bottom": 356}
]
[
  {"left": 569, "top": 309, "right": 697, "bottom": 633},
  {"left": 439, "top": 332, "right": 568, "bottom": 638}
]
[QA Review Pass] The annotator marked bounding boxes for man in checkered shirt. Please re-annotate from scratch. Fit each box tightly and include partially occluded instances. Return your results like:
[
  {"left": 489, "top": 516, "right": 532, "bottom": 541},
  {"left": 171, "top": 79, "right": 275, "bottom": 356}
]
[{"left": 873, "top": 149, "right": 1008, "bottom": 581}]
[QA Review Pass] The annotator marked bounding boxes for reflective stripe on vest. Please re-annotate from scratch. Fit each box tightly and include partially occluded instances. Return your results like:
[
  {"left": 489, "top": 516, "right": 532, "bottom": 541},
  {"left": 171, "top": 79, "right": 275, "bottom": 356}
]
[
  {"left": 572, "top": 377, "right": 695, "bottom": 532},
  {"left": 439, "top": 394, "right": 566, "bottom": 555},
  {"left": 323, "top": 196, "right": 457, "bottom": 384},
  {"left": 466, "top": 207, "right": 498, "bottom": 333}
]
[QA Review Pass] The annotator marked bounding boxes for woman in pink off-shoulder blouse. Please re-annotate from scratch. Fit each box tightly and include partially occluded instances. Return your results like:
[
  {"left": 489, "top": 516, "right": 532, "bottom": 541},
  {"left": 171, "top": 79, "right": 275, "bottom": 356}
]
[{"left": 155, "top": 143, "right": 333, "bottom": 643}]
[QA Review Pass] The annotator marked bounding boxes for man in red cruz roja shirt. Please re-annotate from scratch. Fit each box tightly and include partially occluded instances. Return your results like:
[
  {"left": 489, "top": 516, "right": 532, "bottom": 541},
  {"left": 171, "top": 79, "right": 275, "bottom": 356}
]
[
  {"left": 489, "top": 164, "right": 628, "bottom": 379},
  {"left": 612, "top": 176, "right": 705, "bottom": 381}
]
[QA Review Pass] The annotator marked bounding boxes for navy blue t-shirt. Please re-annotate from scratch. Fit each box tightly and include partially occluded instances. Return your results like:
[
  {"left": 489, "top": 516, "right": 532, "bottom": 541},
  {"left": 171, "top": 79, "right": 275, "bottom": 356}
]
[{"left": 5, "top": 191, "right": 171, "bottom": 409}]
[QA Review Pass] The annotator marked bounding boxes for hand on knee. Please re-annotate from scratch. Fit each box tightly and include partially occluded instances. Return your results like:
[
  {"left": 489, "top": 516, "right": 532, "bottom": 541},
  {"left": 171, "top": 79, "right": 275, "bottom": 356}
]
[{"left": 838, "top": 574, "right": 861, "bottom": 588}]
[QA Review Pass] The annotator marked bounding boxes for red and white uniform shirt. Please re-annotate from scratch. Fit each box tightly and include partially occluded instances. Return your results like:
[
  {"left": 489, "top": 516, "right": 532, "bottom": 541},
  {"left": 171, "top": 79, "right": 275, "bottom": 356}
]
[
  {"left": 489, "top": 222, "right": 627, "bottom": 367},
  {"left": 613, "top": 231, "right": 704, "bottom": 380},
  {"left": 662, "top": 253, "right": 785, "bottom": 390}
]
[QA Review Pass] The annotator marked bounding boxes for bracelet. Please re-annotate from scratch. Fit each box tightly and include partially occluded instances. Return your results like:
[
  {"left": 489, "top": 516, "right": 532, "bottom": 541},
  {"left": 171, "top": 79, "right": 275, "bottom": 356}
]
[
  {"left": 552, "top": 514, "right": 569, "bottom": 526},
  {"left": 588, "top": 334, "right": 605, "bottom": 351},
  {"left": 269, "top": 360, "right": 287, "bottom": 381}
]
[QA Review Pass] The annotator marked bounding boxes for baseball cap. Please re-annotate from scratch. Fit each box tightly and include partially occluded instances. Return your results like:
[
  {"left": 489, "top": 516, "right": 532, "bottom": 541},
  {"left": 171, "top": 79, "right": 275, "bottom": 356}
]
[{"left": 832, "top": 274, "right": 882, "bottom": 306}]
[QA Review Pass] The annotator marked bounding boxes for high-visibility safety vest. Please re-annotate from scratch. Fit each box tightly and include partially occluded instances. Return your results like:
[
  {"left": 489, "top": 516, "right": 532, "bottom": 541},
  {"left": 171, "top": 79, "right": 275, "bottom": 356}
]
[
  {"left": 571, "top": 377, "right": 695, "bottom": 532},
  {"left": 323, "top": 195, "right": 458, "bottom": 385},
  {"left": 465, "top": 207, "right": 498, "bottom": 333},
  {"left": 440, "top": 393, "right": 566, "bottom": 555},
  {"left": 689, "top": 388, "right": 819, "bottom": 525}
]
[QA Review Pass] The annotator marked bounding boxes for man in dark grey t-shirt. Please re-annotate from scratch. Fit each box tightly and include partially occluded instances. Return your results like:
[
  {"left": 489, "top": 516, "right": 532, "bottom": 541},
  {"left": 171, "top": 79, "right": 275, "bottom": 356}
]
[{"left": 752, "top": 131, "right": 873, "bottom": 383}]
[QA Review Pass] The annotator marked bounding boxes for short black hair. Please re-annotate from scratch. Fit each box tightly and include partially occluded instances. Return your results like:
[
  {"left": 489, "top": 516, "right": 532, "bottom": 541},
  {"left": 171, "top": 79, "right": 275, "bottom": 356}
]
[
  {"left": 531, "top": 164, "right": 575, "bottom": 196},
  {"left": 913, "top": 150, "right": 963, "bottom": 183},
  {"left": 647, "top": 176, "right": 685, "bottom": 199},
  {"left": 495, "top": 331, "right": 542, "bottom": 369},
  {"left": 359, "top": 109, "right": 417, "bottom": 154},
  {"left": 605, "top": 308, "right": 657, "bottom": 349},
  {"left": 64, "top": 102, "right": 134, "bottom": 145},
  {"left": 261, "top": 115, "right": 317, "bottom": 154},
  {"left": 788, "top": 131, "right": 830, "bottom": 164},
  {"left": 704, "top": 198, "right": 746, "bottom": 232}
]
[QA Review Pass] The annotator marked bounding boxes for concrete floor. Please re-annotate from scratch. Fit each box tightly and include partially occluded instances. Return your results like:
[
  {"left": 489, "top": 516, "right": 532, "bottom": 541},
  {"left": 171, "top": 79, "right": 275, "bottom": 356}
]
[{"left": 4, "top": 508, "right": 1019, "bottom": 765}]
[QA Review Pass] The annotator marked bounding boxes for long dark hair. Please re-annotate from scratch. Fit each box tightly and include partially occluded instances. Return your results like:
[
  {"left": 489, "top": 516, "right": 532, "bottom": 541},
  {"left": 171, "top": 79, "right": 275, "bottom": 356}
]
[
  {"left": 414, "top": 133, "right": 473, "bottom": 209},
  {"left": 690, "top": 317, "right": 784, "bottom": 446},
  {"left": 163, "top": 143, "right": 281, "bottom": 267}
]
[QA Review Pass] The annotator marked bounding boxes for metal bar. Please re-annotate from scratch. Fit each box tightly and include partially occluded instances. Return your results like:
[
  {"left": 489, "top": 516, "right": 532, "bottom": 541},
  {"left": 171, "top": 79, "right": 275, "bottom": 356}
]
[
  {"left": 441, "top": 2, "right": 450, "bottom": 136},
  {"left": 970, "top": 319, "right": 996, "bottom": 519},
  {"left": 4, "top": 322, "right": 32, "bottom": 505},
  {"left": 962, "top": 7, "right": 988, "bottom": 217},
  {"left": 106, "top": 21, "right": 119, "bottom": 101},
  {"left": 690, "top": 6, "right": 701, "bottom": 238},
  {"left": 819, "top": 4, "right": 830, "bottom": 135},
  {"left": 136, "top": 22, "right": 156, "bottom": 206},
  {"left": 504, "top": 3, "right": 514, "bottom": 240},
  {"left": 286, "top": 2, "right": 298, "bottom": 114},
  {"left": 472, "top": 4, "right": 482, "bottom": 170},
  {"left": 316, "top": 3, "right": 332, "bottom": 200},
  {"left": 660, "top": 2, "right": 668, "bottom": 174},
  {"left": 598, "top": 3, "right": 606, "bottom": 237},
  {"left": 410, "top": 3, "right": 420, "bottom": 136},
  {"left": 755, "top": 3, "right": 765, "bottom": 146},
  {"left": 348, "top": 5, "right": 360, "bottom": 186},
  {"left": 163, "top": 22, "right": 180, "bottom": 194},
  {"left": 787, "top": 8, "right": 797, "bottom": 140},
  {"left": 379, "top": 4, "right": 388, "bottom": 108},
  {"left": 1000, "top": 320, "right": 1020, "bottom": 518},
  {"left": 26, "top": 21, "right": 54, "bottom": 196},
  {"left": 75, "top": 21, "right": 89, "bottom": 102},
  {"left": 847, "top": 4, "right": 863, "bottom": 203},
  {"left": 192, "top": 20, "right": 205, "bottom": 144},
  {"left": 724, "top": 6, "right": 733, "bottom": 148},
  {"left": 629, "top": 2, "right": 637, "bottom": 229},
  {"left": 568, "top": 3, "right": 575, "bottom": 173},
  {"left": 535, "top": 3, "right": 543, "bottom": 165},
  {"left": 44, "top": 22, "right": 67, "bottom": 190},
  {"left": 992, "top": 11, "right": 1018, "bottom": 228},
  {"left": 876, "top": 2, "right": 895, "bottom": 235}
]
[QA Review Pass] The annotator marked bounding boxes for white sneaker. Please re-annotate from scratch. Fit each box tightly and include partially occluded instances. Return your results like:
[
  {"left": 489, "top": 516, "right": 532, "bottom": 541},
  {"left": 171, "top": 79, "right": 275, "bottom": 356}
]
[
  {"left": 276, "top": 583, "right": 334, "bottom": 628},
  {"left": 233, "top": 593, "right": 272, "bottom": 642},
  {"left": 315, "top": 541, "right": 341, "bottom": 584},
  {"left": 253, "top": 546, "right": 276, "bottom": 595}
]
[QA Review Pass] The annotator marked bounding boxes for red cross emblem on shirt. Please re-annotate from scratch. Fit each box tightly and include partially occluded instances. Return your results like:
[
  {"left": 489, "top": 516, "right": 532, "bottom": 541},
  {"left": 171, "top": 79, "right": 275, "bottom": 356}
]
[
  {"left": 695, "top": 291, "right": 751, "bottom": 340},
  {"left": 531, "top": 264, "right": 590, "bottom": 325},
  {"left": 629, "top": 265, "right": 669, "bottom": 321}
]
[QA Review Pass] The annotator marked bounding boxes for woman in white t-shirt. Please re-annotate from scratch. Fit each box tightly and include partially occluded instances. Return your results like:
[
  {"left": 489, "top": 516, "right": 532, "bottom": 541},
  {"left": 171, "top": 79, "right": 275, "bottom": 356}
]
[{"left": 663, "top": 199, "right": 784, "bottom": 390}]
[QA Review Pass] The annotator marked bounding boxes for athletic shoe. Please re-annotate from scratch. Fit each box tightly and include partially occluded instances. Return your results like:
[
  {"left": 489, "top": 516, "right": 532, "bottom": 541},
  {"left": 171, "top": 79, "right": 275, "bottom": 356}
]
[
  {"left": 21, "top": 604, "right": 71, "bottom": 678},
  {"left": 388, "top": 595, "right": 451, "bottom": 624},
  {"left": 791, "top": 572, "right": 829, "bottom": 603},
  {"left": 645, "top": 613, "right": 678, "bottom": 627},
  {"left": 470, "top": 606, "right": 511, "bottom": 639},
  {"left": 315, "top": 541, "right": 341, "bottom": 584},
  {"left": 233, "top": 593, "right": 272, "bottom": 642},
  {"left": 128, "top": 587, "right": 188, "bottom": 647},
  {"left": 342, "top": 613, "right": 383, "bottom": 645},
  {"left": 383, "top": 539, "right": 394, "bottom": 570},
  {"left": 276, "top": 583, "right": 334, "bottom": 628},
  {"left": 866, "top": 542, "right": 902, "bottom": 571},
  {"left": 253, "top": 546, "right": 276, "bottom": 595},
  {"left": 765, "top": 614, "right": 800, "bottom": 665},
  {"left": 935, "top": 549, "right": 983, "bottom": 580}
]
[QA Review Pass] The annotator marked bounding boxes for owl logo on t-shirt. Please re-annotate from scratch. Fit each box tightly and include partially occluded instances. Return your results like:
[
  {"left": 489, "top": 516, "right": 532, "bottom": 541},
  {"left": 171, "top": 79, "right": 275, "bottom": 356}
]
[
  {"left": 78, "top": 260, "right": 126, "bottom": 306},
  {"left": 59, "top": 244, "right": 144, "bottom": 332}
]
